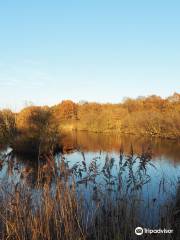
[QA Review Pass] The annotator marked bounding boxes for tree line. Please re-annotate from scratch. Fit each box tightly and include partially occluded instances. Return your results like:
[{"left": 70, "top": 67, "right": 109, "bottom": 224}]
[
  {"left": 0, "top": 92, "right": 180, "bottom": 151},
  {"left": 51, "top": 93, "right": 180, "bottom": 138}
]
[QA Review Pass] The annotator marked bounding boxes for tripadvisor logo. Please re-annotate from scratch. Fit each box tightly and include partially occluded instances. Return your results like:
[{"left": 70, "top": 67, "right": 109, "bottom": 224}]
[
  {"left": 135, "top": 227, "right": 143, "bottom": 235},
  {"left": 135, "top": 227, "right": 173, "bottom": 235}
]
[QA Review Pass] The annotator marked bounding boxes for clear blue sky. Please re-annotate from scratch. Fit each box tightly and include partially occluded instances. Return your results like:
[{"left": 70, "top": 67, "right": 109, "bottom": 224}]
[{"left": 0, "top": 0, "right": 180, "bottom": 111}]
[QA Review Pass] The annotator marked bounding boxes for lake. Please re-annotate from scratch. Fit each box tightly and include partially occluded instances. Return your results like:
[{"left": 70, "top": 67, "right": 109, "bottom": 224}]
[
  {"left": 0, "top": 131, "right": 180, "bottom": 228},
  {"left": 61, "top": 132, "right": 180, "bottom": 225}
]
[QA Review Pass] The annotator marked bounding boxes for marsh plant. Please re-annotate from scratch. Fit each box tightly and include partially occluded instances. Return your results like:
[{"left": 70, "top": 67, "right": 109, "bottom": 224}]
[{"left": 0, "top": 147, "right": 179, "bottom": 240}]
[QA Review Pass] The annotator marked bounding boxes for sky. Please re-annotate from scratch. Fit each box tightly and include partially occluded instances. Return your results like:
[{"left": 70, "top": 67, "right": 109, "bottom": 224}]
[{"left": 0, "top": 0, "right": 180, "bottom": 111}]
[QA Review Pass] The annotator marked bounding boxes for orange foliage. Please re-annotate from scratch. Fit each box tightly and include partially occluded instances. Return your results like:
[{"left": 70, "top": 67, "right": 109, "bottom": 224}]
[
  {"left": 52, "top": 100, "right": 78, "bottom": 121},
  {"left": 16, "top": 106, "right": 51, "bottom": 134},
  {"left": 0, "top": 109, "right": 16, "bottom": 143},
  {"left": 50, "top": 93, "right": 180, "bottom": 138},
  {"left": 3, "top": 92, "right": 180, "bottom": 141}
]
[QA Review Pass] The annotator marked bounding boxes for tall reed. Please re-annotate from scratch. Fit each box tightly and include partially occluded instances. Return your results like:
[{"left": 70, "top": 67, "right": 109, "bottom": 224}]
[{"left": 0, "top": 148, "right": 179, "bottom": 240}]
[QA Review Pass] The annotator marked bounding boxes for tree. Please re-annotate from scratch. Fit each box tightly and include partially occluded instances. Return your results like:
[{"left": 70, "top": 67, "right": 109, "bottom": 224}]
[
  {"left": 0, "top": 109, "right": 16, "bottom": 144},
  {"left": 15, "top": 106, "right": 59, "bottom": 155}
]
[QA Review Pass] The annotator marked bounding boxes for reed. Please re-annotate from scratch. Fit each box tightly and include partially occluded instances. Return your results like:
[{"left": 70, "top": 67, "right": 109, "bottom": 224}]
[{"left": 0, "top": 148, "right": 179, "bottom": 240}]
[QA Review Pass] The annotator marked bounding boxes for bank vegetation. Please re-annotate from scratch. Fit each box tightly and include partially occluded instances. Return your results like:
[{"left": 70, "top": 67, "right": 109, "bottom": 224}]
[{"left": 0, "top": 92, "right": 180, "bottom": 153}]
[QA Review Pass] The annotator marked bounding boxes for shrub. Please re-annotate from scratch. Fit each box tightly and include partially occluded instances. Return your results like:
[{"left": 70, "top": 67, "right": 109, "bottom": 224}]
[
  {"left": 0, "top": 109, "right": 16, "bottom": 144},
  {"left": 15, "top": 106, "right": 60, "bottom": 156}
]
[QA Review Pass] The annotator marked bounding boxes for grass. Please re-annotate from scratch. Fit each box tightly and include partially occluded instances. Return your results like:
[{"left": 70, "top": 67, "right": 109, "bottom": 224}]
[{"left": 0, "top": 147, "right": 179, "bottom": 240}]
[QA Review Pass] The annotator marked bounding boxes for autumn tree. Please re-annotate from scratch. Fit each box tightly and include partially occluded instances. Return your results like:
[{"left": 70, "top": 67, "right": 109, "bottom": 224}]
[
  {"left": 52, "top": 100, "right": 78, "bottom": 121},
  {"left": 15, "top": 106, "right": 59, "bottom": 155},
  {"left": 0, "top": 109, "right": 16, "bottom": 144}
]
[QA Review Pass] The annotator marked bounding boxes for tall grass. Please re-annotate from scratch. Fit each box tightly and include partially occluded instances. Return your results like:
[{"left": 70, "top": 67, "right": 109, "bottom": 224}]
[
  {"left": 0, "top": 175, "right": 85, "bottom": 239},
  {"left": 0, "top": 148, "right": 179, "bottom": 240}
]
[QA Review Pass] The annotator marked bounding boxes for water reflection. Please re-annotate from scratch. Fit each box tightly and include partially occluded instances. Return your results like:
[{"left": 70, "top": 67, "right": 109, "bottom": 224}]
[
  {"left": 60, "top": 132, "right": 180, "bottom": 226},
  {"left": 0, "top": 132, "right": 180, "bottom": 228},
  {"left": 61, "top": 131, "right": 180, "bottom": 162}
]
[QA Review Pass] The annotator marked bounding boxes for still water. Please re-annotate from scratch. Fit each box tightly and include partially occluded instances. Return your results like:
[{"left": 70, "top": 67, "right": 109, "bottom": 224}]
[
  {"left": 0, "top": 131, "right": 180, "bottom": 226},
  {"left": 61, "top": 132, "right": 180, "bottom": 225}
]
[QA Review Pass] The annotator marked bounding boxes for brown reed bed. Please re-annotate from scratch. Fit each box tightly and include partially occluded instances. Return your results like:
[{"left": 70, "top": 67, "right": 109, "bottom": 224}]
[{"left": 0, "top": 148, "right": 179, "bottom": 240}]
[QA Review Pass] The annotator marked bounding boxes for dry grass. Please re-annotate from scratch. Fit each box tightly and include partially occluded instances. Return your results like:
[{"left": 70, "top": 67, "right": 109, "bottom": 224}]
[
  {"left": 0, "top": 148, "right": 179, "bottom": 240},
  {"left": 0, "top": 178, "right": 85, "bottom": 240}
]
